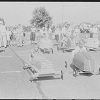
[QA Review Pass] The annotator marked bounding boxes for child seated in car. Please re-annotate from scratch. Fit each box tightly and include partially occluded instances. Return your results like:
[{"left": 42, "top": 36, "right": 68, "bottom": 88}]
[
  {"left": 72, "top": 39, "right": 88, "bottom": 59},
  {"left": 71, "top": 39, "right": 88, "bottom": 76}
]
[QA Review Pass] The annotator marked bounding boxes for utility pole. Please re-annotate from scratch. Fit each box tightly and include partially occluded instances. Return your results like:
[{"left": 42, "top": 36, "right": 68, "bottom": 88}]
[{"left": 62, "top": 5, "right": 65, "bottom": 24}]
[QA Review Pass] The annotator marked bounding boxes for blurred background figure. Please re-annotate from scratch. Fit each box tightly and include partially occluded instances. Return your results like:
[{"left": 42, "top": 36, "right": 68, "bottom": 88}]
[
  {"left": 55, "top": 27, "right": 61, "bottom": 43},
  {"left": 16, "top": 24, "right": 23, "bottom": 47},
  {"left": 0, "top": 20, "right": 7, "bottom": 48},
  {"left": 30, "top": 26, "right": 36, "bottom": 44},
  {"left": 10, "top": 29, "right": 16, "bottom": 46},
  {"left": 22, "top": 31, "right": 26, "bottom": 44},
  {"left": 6, "top": 26, "right": 12, "bottom": 46}
]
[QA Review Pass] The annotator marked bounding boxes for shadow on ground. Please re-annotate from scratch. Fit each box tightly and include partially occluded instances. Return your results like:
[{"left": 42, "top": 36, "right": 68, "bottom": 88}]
[
  {"left": 79, "top": 73, "right": 93, "bottom": 77},
  {"left": 33, "top": 76, "right": 61, "bottom": 82},
  {"left": 66, "top": 49, "right": 74, "bottom": 52},
  {"left": 0, "top": 50, "right": 5, "bottom": 53}
]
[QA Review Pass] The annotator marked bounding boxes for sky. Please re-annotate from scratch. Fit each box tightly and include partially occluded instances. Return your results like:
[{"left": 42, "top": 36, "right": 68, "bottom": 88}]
[{"left": 0, "top": 2, "right": 100, "bottom": 26}]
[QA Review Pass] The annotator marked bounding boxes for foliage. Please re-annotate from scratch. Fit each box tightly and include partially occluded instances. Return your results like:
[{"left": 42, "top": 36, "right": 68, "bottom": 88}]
[{"left": 30, "top": 7, "right": 52, "bottom": 29}]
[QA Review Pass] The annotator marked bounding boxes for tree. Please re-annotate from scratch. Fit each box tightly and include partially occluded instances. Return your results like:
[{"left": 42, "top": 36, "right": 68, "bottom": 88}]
[{"left": 30, "top": 7, "right": 52, "bottom": 29}]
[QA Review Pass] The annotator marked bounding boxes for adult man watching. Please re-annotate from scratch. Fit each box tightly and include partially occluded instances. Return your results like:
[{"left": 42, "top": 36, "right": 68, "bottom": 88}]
[{"left": 0, "top": 21, "right": 7, "bottom": 48}]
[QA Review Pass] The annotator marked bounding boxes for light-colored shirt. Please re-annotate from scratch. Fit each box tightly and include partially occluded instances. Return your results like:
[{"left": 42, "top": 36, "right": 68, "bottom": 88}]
[
  {"left": 6, "top": 30, "right": 11, "bottom": 40},
  {"left": 72, "top": 46, "right": 87, "bottom": 58},
  {"left": 0, "top": 25, "right": 6, "bottom": 36}
]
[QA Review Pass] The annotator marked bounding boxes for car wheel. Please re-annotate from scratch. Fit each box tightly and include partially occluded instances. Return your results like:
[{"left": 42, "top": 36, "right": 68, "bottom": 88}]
[
  {"left": 61, "top": 70, "right": 63, "bottom": 80},
  {"left": 65, "top": 61, "right": 67, "bottom": 68},
  {"left": 51, "top": 48, "right": 53, "bottom": 54},
  {"left": 73, "top": 70, "right": 77, "bottom": 77},
  {"left": 30, "top": 77, "right": 34, "bottom": 82}
]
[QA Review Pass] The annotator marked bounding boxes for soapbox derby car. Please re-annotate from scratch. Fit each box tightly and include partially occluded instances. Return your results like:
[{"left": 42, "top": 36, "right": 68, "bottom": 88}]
[
  {"left": 85, "top": 38, "right": 100, "bottom": 51},
  {"left": 57, "top": 37, "right": 75, "bottom": 53},
  {"left": 39, "top": 39, "right": 54, "bottom": 54},
  {"left": 65, "top": 51, "right": 100, "bottom": 77},
  {"left": 23, "top": 53, "right": 63, "bottom": 81}
]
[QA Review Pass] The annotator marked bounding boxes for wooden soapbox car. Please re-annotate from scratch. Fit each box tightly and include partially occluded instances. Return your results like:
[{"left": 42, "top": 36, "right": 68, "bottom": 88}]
[
  {"left": 65, "top": 51, "right": 100, "bottom": 77},
  {"left": 85, "top": 38, "right": 100, "bottom": 51},
  {"left": 39, "top": 39, "right": 54, "bottom": 54},
  {"left": 23, "top": 53, "right": 63, "bottom": 81}
]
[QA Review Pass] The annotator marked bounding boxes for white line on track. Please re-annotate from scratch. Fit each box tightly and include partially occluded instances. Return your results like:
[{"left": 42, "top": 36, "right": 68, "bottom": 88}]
[
  {"left": 1, "top": 71, "right": 22, "bottom": 74},
  {"left": 0, "top": 56, "right": 13, "bottom": 58}
]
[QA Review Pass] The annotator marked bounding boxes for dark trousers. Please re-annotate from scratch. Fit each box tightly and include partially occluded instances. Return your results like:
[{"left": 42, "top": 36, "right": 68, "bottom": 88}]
[{"left": 55, "top": 34, "right": 59, "bottom": 42}]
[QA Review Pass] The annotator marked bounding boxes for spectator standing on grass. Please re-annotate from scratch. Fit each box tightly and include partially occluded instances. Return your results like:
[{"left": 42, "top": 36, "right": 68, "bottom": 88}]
[
  {"left": 13, "top": 29, "right": 17, "bottom": 46},
  {"left": 55, "top": 27, "right": 61, "bottom": 42},
  {"left": 61, "top": 25, "right": 67, "bottom": 38},
  {"left": 0, "top": 21, "right": 7, "bottom": 48},
  {"left": 17, "top": 24, "right": 23, "bottom": 47},
  {"left": 73, "top": 25, "right": 80, "bottom": 45},
  {"left": 10, "top": 29, "right": 16, "bottom": 46},
  {"left": 22, "top": 31, "right": 26, "bottom": 44},
  {"left": 36, "top": 29, "right": 41, "bottom": 41},
  {"left": 6, "top": 27, "right": 12, "bottom": 46},
  {"left": 89, "top": 24, "right": 94, "bottom": 38},
  {"left": 30, "top": 27, "right": 36, "bottom": 44},
  {"left": 97, "top": 24, "right": 100, "bottom": 42}
]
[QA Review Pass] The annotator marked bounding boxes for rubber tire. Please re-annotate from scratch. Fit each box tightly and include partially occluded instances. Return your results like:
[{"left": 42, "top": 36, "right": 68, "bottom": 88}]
[
  {"left": 99, "top": 68, "right": 100, "bottom": 74},
  {"left": 51, "top": 48, "right": 53, "bottom": 54},
  {"left": 65, "top": 61, "right": 67, "bottom": 68},
  {"left": 30, "top": 77, "right": 34, "bottom": 82},
  {"left": 73, "top": 70, "right": 77, "bottom": 77},
  {"left": 61, "top": 70, "right": 63, "bottom": 80}
]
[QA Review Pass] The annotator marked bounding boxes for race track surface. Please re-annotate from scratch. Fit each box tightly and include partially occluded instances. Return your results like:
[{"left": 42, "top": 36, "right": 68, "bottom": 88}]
[{"left": 1, "top": 41, "right": 100, "bottom": 99}]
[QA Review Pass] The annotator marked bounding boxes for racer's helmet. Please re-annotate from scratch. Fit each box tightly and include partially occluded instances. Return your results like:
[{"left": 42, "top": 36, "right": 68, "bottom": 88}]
[
  {"left": 78, "top": 39, "right": 85, "bottom": 47},
  {"left": 34, "top": 45, "right": 39, "bottom": 53}
]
